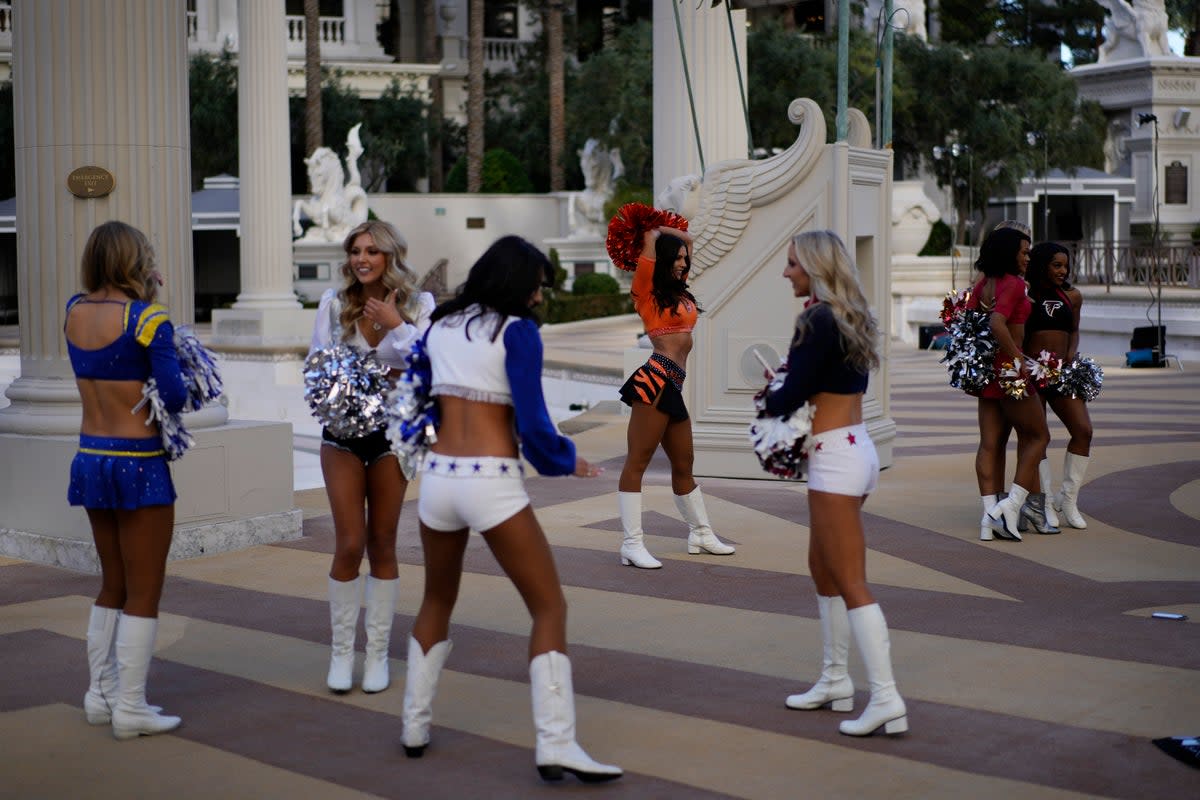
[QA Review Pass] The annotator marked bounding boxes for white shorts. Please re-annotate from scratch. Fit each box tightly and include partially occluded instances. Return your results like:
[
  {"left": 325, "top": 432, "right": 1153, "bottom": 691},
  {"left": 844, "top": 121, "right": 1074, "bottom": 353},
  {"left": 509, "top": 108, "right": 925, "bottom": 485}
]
[
  {"left": 417, "top": 456, "right": 530, "bottom": 533},
  {"left": 806, "top": 424, "right": 879, "bottom": 497}
]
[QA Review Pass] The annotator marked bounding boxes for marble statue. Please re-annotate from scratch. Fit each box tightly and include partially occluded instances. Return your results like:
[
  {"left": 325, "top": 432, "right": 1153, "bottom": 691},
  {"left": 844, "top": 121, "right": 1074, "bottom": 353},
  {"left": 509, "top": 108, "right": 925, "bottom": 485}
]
[
  {"left": 568, "top": 138, "right": 624, "bottom": 238},
  {"left": 293, "top": 123, "right": 370, "bottom": 243},
  {"left": 655, "top": 174, "right": 702, "bottom": 219},
  {"left": 1097, "top": 0, "right": 1172, "bottom": 63}
]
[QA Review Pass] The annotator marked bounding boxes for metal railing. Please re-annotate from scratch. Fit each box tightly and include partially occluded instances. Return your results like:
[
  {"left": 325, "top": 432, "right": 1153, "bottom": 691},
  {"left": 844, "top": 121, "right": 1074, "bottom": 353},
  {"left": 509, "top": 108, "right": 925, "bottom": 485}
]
[{"left": 1066, "top": 241, "right": 1200, "bottom": 290}]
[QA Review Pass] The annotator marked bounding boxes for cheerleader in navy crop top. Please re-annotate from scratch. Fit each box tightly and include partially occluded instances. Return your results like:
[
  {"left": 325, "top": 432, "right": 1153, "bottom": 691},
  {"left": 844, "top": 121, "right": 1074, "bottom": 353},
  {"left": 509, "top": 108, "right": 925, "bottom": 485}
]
[
  {"left": 771, "top": 231, "right": 909, "bottom": 739},
  {"left": 402, "top": 236, "right": 621, "bottom": 782}
]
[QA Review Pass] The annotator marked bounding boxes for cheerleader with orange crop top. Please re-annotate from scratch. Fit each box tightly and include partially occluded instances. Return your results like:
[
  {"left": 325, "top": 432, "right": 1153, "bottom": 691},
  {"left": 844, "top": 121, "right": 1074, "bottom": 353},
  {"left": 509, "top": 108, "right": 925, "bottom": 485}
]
[
  {"left": 614, "top": 225, "right": 734, "bottom": 569},
  {"left": 65, "top": 221, "right": 186, "bottom": 741}
]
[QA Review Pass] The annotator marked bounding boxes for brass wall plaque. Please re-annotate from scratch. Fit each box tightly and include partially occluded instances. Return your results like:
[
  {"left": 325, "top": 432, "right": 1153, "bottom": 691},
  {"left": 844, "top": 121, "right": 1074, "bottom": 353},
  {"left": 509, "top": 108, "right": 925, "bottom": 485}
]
[{"left": 67, "top": 166, "right": 115, "bottom": 198}]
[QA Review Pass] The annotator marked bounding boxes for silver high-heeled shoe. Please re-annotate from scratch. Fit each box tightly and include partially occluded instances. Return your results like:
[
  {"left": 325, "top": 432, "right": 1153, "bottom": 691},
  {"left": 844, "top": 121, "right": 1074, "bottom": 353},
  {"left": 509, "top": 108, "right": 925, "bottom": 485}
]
[{"left": 1019, "top": 492, "right": 1061, "bottom": 534}]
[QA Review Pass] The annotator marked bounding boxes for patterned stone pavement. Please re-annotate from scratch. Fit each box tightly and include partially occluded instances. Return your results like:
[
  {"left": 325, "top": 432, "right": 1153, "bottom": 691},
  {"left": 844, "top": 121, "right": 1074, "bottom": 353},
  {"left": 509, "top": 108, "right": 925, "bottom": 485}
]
[{"left": 2, "top": 339, "right": 1198, "bottom": 799}]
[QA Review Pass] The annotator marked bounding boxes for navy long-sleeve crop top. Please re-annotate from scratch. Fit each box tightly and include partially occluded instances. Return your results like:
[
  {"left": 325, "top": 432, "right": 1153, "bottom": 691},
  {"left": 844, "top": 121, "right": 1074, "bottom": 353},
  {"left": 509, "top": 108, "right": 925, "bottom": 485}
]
[
  {"left": 763, "top": 302, "right": 868, "bottom": 417},
  {"left": 65, "top": 294, "right": 188, "bottom": 414}
]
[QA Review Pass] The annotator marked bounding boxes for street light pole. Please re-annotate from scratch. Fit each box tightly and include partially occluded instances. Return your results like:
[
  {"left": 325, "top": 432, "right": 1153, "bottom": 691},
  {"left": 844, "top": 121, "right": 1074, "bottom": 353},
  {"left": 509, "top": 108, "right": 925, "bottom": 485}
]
[{"left": 1026, "top": 130, "right": 1049, "bottom": 238}]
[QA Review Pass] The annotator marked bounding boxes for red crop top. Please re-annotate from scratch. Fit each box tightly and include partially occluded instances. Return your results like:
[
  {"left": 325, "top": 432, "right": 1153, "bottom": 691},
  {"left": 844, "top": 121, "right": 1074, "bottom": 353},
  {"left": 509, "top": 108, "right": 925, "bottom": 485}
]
[
  {"left": 968, "top": 274, "right": 1030, "bottom": 325},
  {"left": 631, "top": 255, "right": 697, "bottom": 338}
]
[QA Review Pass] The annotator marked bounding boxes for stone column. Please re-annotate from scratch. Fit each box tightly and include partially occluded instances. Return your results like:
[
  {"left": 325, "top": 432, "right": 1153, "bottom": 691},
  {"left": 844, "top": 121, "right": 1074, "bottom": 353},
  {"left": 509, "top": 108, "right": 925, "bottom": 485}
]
[
  {"left": 652, "top": 2, "right": 748, "bottom": 197},
  {"left": 211, "top": 0, "right": 311, "bottom": 346},
  {"left": 0, "top": 0, "right": 193, "bottom": 435},
  {"left": 0, "top": 0, "right": 300, "bottom": 570}
]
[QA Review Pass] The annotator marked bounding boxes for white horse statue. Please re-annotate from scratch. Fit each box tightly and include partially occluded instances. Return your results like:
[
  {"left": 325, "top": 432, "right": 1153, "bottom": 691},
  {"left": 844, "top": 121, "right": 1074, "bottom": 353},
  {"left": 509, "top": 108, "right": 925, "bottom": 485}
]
[
  {"left": 293, "top": 123, "right": 370, "bottom": 243},
  {"left": 1097, "top": 0, "right": 1172, "bottom": 62},
  {"left": 568, "top": 138, "right": 624, "bottom": 239}
]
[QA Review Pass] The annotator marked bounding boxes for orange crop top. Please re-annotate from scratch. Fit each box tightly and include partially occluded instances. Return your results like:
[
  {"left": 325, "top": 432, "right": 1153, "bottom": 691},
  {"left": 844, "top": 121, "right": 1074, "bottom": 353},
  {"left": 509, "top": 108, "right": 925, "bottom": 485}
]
[{"left": 631, "top": 255, "right": 698, "bottom": 338}]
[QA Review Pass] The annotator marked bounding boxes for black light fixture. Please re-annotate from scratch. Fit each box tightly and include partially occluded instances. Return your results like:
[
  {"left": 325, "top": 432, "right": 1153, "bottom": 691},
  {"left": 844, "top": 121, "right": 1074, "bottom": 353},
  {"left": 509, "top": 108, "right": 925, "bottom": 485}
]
[{"left": 1137, "top": 112, "right": 1158, "bottom": 126}]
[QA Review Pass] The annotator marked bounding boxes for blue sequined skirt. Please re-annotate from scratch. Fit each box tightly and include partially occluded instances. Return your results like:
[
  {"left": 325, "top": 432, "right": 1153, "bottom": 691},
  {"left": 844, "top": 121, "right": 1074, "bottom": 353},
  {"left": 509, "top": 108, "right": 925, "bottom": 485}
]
[{"left": 68, "top": 434, "right": 176, "bottom": 510}]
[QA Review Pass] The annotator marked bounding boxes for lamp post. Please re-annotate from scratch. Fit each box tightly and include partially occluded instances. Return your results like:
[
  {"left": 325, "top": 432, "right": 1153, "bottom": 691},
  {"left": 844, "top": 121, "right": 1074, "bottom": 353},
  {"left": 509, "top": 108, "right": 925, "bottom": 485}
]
[{"left": 1026, "top": 131, "right": 1049, "bottom": 238}]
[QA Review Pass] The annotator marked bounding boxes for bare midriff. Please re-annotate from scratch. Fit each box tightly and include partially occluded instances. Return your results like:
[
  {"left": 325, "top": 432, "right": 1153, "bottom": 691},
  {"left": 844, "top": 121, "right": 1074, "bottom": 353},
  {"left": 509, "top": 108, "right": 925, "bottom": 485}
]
[
  {"left": 810, "top": 391, "right": 864, "bottom": 435},
  {"left": 430, "top": 395, "right": 519, "bottom": 459},
  {"left": 75, "top": 378, "right": 158, "bottom": 439},
  {"left": 1026, "top": 328, "right": 1069, "bottom": 360},
  {"left": 649, "top": 331, "right": 692, "bottom": 367}
]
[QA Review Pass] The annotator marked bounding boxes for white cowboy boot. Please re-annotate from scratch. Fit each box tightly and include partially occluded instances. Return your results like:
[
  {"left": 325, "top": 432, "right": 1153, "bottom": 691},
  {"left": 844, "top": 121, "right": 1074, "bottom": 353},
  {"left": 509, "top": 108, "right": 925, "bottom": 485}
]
[
  {"left": 1055, "top": 452, "right": 1090, "bottom": 529},
  {"left": 786, "top": 596, "right": 854, "bottom": 711},
  {"left": 1038, "top": 458, "right": 1060, "bottom": 528},
  {"left": 111, "top": 615, "right": 181, "bottom": 740},
  {"left": 838, "top": 604, "right": 907, "bottom": 737},
  {"left": 979, "top": 494, "right": 1001, "bottom": 541},
  {"left": 401, "top": 636, "right": 453, "bottom": 757},
  {"left": 84, "top": 605, "right": 120, "bottom": 724},
  {"left": 327, "top": 575, "right": 362, "bottom": 693},
  {"left": 530, "top": 651, "right": 622, "bottom": 783},
  {"left": 987, "top": 484, "right": 1028, "bottom": 541},
  {"left": 675, "top": 487, "right": 735, "bottom": 555},
  {"left": 618, "top": 491, "right": 661, "bottom": 569},
  {"left": 361, "top": 576, "right": 398, "bottom": 693}
]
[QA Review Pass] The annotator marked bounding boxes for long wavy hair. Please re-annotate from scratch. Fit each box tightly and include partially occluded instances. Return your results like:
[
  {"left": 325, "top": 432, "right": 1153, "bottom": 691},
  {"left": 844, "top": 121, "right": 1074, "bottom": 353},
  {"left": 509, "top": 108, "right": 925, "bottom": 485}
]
[
  {"left": 647, "top": 233, "right": 702, "bottom": 316},
  {"left": 80, "top": 220, "right": 159, "bottom": 302},
  {"left": 790, "top": 230, "right": 879, "bottom": 373},
  {"left": 337, "top": 220, "right": 418, "bottom": 341},
  {"left": 430, "top": 235, "right": 553, "bottom": 342},
  {"left": 974, "top": 226, "right": 1030, "bottom": 279},
  {"left": 1027, "top": 241, "right": 1072, "bottom": 293}
]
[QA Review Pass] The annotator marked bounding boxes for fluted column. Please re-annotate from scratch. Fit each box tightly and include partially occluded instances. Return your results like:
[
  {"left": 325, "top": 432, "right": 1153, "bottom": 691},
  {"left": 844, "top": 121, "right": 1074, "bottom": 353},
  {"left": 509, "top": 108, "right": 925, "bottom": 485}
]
[
  {"left": 233, "top": 0, "right": 299, "bottom": 310},
  {"left": 0, "top": 0, "right": 193, "bottom": 435},
  {"left": 652, "top": 3, "right": 748, "bottom": 198}
]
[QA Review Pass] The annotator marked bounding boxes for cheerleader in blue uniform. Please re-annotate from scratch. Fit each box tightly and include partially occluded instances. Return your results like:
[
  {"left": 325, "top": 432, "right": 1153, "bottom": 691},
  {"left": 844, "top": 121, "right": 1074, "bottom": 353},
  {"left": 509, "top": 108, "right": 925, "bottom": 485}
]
[
  {"left": 65, "top": 221, "right": 187, "bottom": 740},
  {"left": 399, "top": 236, "right": 621, "bottom": 783}
]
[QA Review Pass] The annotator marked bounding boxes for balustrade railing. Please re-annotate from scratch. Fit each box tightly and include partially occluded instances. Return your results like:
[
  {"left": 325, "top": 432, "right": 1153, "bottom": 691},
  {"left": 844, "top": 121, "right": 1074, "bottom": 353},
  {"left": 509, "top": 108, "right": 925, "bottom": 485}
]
[
  {"left": 0, "top": 3, "right": 11, "bottom": 34},
  {"left": 1066, "top": 241, "right": 1200, "bottom": 290},
  {"left": 285, "top": 15, "right": 345, "bottom": 45}
]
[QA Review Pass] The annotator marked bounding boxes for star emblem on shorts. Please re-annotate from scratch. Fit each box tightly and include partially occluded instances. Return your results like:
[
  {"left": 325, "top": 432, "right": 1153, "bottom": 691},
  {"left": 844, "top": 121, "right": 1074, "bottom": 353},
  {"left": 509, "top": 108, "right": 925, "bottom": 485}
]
[
  {"left": 500, "top": 463, "right": 509, "bottom": 473},
  {"left": 429, "top": 459, "right": 438, "bottom": 470},
  {"left": 846, "top": 432, "right": 857, "bottom": 445},
  {"left": 472, "top": 462, "right": 482, "bottom": 473},
  {"left": 447, "top": 462, "right": 457, "bottom": 472},
  {"left": 814, "top": 441, "right": 823, "bottom": 452}
]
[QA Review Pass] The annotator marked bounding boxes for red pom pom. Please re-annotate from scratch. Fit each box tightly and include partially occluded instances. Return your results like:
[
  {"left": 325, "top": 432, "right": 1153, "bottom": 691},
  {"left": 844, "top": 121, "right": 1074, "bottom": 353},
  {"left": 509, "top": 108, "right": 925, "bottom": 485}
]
[{"left": 605, "top": 203, "right": 689, "bottom": 272}]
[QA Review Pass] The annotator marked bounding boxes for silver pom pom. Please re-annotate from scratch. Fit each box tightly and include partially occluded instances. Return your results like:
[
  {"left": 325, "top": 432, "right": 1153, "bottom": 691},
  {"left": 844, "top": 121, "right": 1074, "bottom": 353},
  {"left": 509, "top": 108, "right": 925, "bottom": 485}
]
[
  {"left": 1055, "top": 355, "right": 1103, "bottom": 401},
  {"left": 132, "top": 378, "right": 194, "bottom": 461},
  {"left": 303, "top": 345, "right": 392, "bottom": 439}
]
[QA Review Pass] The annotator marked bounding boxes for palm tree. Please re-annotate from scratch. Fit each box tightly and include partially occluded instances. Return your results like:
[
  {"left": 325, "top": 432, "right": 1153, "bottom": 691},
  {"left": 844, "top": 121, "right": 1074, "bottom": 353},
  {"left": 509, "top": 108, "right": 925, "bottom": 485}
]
[
  {"left": 467, "top": 0, "right": 484, "bottom": 192},
  {"left": 304, "top": 0, "right": 322, "bottom": 158},
  {"left": 422, "top": 0, "right": 444, "bottom": 191},
  {"left": 546, "top": 2, "right": 565, "bottom": 192}
]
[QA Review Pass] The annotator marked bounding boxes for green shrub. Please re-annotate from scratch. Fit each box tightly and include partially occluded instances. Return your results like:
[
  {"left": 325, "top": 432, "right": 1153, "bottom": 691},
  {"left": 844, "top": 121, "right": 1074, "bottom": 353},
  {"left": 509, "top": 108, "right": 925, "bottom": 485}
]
[
  {"left": 603, "top": 180, "right": 654, "bottom": 224},
  {"left": 918, "top": 219, "right": 952, "bottom": 256},
  {"left": 538, "top": 292, "right": 633, "bottom": 324},
  {"left": 547, "top": 248, "right": 567, "bottom": 290},
  {"left": 445, "top": 148, "right": 534, "bottom": 193},
  {"left": 571, "top": 272, "right": 621, "bottom": 296}
]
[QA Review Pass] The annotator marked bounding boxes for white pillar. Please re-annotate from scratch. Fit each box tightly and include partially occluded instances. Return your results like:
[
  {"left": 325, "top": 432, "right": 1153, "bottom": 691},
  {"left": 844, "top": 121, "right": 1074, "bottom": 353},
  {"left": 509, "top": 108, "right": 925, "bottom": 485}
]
[
  {"left": 0, "top": 0, "right": 193, "bottom": 435},
  {"left": 652, "top": 3, "right": 748, "bottom": 198},
  {"left": 211, "top": 0, "right": 312, "bottom": 346}
]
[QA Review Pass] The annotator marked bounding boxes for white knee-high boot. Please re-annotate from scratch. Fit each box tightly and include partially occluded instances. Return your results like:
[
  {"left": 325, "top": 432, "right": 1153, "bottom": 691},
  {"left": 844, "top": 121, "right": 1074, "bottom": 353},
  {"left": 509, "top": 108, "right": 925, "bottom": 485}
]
[
  {"left": 986, "top": 484, "right": 1027, "bottom": 541},
  {"left": 675, "top": 487, "right": 735, "bottom": 555},
  {"left": 111, "top": 614, "right": 181, "bottom": 740},
  {"left": 786, "top": 595, "right": 853, "bottom": 711},
  {"left": 530, "top": 651, "right": 622, "bottom": 783},
  {"left": 839, "top": 604, "right": 907, "bottom": 737},
  {"left": 361, "top": 576, "right": 398, "bottom": 693},
  {"left": 1055, "top": 452, "right": 1090, "bottom": 529},
  {"left": 401, "top": 635, "right": 453, "bottom": 757},
  {"left": 84, "top": 605, "right": 120, "bottom": 724},
  {"left": 979, "top": 494, "right": 1000, "bottom": 541},
  {"left": 327, "top": 575, "right": 363, "bottom": 693},
  {"left": 1038, "top": 459, "right": 1060, "bottom": 528},
  {"left": 618, "top": 491, "right": 661, "bottom": 569}
]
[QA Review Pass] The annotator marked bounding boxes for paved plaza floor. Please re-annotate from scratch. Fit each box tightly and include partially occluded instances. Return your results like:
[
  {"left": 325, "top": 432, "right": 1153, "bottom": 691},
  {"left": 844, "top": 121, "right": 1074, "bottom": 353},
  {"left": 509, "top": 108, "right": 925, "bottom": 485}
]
[{"left": 2, "top": 321, "right": 1198, "bottom": 798}]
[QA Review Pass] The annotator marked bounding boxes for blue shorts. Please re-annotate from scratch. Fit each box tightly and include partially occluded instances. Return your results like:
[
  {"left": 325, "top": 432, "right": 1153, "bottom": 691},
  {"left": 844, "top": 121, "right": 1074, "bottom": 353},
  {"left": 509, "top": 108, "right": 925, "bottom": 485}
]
[
  {"left": 418, "top": 456, "right": 529, "bottom": 533},
  {"left": 68, "top": 434, "right": 176, "bottom": 510},
  {"left": 805, "top": 424, "right": 879, "bottom": 497}
]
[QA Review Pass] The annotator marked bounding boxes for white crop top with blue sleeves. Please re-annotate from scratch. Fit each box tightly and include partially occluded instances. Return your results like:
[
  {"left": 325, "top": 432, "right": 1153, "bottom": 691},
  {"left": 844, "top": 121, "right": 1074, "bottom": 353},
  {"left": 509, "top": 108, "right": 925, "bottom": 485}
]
[{"left": 426, "top": 305, "right": 576, "bottom": 476}]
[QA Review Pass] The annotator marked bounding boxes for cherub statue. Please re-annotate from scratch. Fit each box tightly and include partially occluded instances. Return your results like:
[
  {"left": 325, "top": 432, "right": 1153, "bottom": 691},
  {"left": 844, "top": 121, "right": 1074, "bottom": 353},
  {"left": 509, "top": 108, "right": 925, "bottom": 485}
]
[
  {"left": 568, "top": 139, "right": 624, "bottom": 238},
  {"left": 293, "top": 123, "right": 370, "bottom": 243}
]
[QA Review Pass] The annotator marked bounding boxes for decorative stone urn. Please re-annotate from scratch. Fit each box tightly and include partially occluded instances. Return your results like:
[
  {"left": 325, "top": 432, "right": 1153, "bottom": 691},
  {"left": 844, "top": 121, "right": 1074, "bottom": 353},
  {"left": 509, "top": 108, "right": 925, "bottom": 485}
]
[{"left": 891, "top": 180, "right": 940, "bottom": 256}]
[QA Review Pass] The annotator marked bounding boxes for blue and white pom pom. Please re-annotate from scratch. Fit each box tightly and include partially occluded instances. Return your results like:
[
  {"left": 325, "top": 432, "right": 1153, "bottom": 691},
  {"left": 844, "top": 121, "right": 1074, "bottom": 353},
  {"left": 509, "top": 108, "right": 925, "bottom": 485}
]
[
  {"left": 304, "top": 344, "right": 393, "bottom": 439},
  {"left": 134, "top": 377, "right": 194, "bottom": 461},
  {"left": 747, "top": 356, "right": 815, "bottom": 480},
  {"left": 1055, "top": 355, "right": 1103, "bottom": 401},
  {"left": 384, "top": 335, "right": 439, "bottom": 469},
  {"left": 174, "top": 326, "right": 223, "bottom": 411}
]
